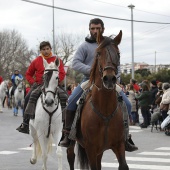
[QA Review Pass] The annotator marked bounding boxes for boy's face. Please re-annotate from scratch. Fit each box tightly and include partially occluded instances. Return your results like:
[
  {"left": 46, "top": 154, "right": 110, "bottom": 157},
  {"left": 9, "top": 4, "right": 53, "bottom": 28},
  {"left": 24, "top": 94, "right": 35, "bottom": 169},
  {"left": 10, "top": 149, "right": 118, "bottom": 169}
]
[{"left": 40, "top": 46, "right": 52, "bottom": 56}]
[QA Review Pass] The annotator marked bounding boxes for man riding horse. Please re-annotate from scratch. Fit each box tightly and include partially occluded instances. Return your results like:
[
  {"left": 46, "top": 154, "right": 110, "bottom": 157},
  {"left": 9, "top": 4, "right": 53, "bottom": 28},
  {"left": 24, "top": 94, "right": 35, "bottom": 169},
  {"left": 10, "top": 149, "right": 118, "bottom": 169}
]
[
  {"left": 11, "top": 70, "right": 23, "bottom": 97},
  {"left": 59, "top": 18, "right": 138, "bottom": 152},
  {"left": 16, "top": 41, "right": 68, "bottom": 134}
]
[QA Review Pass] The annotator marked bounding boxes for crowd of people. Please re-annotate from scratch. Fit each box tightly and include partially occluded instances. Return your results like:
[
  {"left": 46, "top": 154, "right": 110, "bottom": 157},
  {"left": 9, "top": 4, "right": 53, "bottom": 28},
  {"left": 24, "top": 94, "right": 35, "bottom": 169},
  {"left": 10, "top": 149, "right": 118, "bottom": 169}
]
[{"left": 121, "top": 79, "right": 170, "bottom": 136}]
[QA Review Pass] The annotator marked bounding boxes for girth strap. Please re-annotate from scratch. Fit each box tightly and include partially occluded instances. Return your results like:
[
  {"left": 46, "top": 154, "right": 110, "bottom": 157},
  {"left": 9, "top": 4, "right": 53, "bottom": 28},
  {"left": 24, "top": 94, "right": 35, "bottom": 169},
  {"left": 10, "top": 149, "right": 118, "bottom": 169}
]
[{"left": 41, "top": 95, "right": 59, "bottom": 138}]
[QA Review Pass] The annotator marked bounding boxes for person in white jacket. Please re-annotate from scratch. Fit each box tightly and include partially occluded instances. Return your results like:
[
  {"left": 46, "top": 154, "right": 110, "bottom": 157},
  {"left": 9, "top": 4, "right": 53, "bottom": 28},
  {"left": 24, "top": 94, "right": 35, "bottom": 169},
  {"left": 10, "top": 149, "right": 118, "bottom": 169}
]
[{"left": 160, "top": 83, "right": 170, "bottom": 120}]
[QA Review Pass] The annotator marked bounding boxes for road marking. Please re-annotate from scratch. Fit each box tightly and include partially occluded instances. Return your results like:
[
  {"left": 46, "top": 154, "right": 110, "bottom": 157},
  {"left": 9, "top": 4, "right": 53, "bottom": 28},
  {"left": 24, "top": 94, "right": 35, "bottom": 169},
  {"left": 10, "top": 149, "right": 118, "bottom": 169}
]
[
  {"left": 0, "top": 151, "right": 18, "bottom": 155},
  {"left": 138, "top": 152, "right": 170, "bottom": 156},
  {"left": 155, "top": 147, "right": 170, "bottom": 150},
  {"left": 126, "top": 156, "right": 170, "bottom": 162},
  {"left": 18, "top": 147, "right": 32, "bottom": 150},
  {"left": 75, "top": 162, "right": 170, "bottom": 170},
  {"left": 129, "top": 130, "right": 143, "bottom": 133},
  {"left": 130, "top": 126, "right": 141, "bottom": 129}
]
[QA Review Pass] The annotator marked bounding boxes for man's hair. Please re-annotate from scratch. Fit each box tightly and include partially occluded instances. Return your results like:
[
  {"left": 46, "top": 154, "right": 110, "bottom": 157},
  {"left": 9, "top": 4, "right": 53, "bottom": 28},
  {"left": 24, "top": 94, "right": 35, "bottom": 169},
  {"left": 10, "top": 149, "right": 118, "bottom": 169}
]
[
  {"left": 39, "top": 41, "right": 52, "bottom": 50},
  {"left": 89, "top": 18, "right": 104, "bottom": 29}
]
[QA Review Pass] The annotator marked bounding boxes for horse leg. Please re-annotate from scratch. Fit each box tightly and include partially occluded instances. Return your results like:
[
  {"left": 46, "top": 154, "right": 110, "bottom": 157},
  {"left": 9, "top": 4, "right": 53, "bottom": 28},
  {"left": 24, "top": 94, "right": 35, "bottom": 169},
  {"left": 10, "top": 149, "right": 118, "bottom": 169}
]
[
  {"left": 30, "top": 124, "right": 37, "bottom": 164},
  {"left": 38, "top": 133, "right": 48, "bottom": 170},
  {"left": 112, "top": 143, "right": 129, "bottom": 170},
  {"left": 0, "top": 99, "right": 3, "bottom": 113},
  {"left": 85, "top": 147, "right": 98, "bottom": 170},
  {"left": 67, "top": 144, "right": 75, "bottom": 170},
  {"left": 97, "top": 152, "right": 103, "bottom": 170},
  {"left": 53, "top": 130, "right": 63, "bottom": 170}
]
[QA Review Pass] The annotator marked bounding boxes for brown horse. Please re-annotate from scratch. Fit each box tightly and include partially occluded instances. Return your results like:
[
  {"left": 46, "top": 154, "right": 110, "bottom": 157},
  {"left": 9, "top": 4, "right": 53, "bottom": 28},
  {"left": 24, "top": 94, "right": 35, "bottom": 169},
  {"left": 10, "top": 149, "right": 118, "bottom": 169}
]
[{"left": 74, "top": 30, "right": 129, "bottom": 170}]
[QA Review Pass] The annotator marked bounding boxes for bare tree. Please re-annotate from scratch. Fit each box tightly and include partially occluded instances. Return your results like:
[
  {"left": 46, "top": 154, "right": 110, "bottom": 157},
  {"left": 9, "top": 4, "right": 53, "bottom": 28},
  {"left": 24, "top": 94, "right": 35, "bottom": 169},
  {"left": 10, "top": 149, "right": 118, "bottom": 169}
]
[
  {"left": 0, "top": 29, "right": 35, "bottom": 79},
  {"left": 55, "top": 32, "right": 82, "bottom": 65}
]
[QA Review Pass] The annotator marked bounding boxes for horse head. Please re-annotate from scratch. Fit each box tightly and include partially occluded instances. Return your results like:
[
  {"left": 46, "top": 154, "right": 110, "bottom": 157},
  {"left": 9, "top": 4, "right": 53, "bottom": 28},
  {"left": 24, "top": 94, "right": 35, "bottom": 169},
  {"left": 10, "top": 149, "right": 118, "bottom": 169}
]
[
  {"left": 43, "top": 58, "right": 60, "bottom": 107},
  {"left": 17, "top": 79, "right": 24, "bottom": 92},
  {"left": 90, "top": 30, "right": 122, "bottom": 90}
]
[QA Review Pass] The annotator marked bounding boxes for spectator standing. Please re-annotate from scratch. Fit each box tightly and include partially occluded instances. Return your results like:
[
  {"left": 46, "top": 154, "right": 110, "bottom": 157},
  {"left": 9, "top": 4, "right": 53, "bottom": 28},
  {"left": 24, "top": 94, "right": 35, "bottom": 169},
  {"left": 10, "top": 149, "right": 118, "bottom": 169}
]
[
  {"left": 136, "top": 84, "right": 152, "bottom": 128},
  {"left": 155, "top": 82, "right": 163, "bottom": 107},
  {"left": 160, "top": 83, "right": 170, "bottom": 120},
  {"left": 67, "top": 84, "right": 72, "bottom": 96},
  {"left": 150, "top": 80, "right": 158, "bottom": 109},
  {"left": 0, "top": 76, "right": 3, "bottom": 85},
  {"left": 126, "top": 84, "right": 137, "bottom": 125},
  {"left": 25, "top": 84, "right": 31, "bottom": 96}
]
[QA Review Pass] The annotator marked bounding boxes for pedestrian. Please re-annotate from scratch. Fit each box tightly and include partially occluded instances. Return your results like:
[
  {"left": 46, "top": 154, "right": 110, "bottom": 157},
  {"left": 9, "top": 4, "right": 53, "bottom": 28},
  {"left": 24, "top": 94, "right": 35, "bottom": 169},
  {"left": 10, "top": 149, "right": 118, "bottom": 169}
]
[
  {"left": 136, "top": 84, "right": 152, "bottom": 128},
  {"left": 16, "top": 41, "right": 67, "bottom": 134},
  {"left": 0, "top": 76, "right": 3, "bottom": 85},
  {"left": 25, "top": 83, "right": 30, "bottom": 96},
  {"left": 59, "top": 18, "right": 138, "bottom": 152},
  {"left": 150, "top": 80, "right": 158, "bottom": 110},
  {"left": 67, "top": 84, "right": 72, "bottom": 96},
  {"left": 126, "top": 84, "right": 137, "bottom": 125},
  {"left": 160, "top": 82, "right": 170, "bottom": 120}
]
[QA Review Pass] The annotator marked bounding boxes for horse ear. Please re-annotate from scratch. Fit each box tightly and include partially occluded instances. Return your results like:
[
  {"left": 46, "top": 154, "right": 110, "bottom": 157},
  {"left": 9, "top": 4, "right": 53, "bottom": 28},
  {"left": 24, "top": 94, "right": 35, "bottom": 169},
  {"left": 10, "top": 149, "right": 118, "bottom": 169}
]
[
  {"left": 55, "top": 57, "right": 60, "bottom": 67},
  {"left": 43, "top": 58, "right": 48, "bottom": 68},
  {"left": 96, "top": 29, "right": 104, "bottom": 45},
  {"left": 113, "top": 30, "right": 122, "bottom": 45}
]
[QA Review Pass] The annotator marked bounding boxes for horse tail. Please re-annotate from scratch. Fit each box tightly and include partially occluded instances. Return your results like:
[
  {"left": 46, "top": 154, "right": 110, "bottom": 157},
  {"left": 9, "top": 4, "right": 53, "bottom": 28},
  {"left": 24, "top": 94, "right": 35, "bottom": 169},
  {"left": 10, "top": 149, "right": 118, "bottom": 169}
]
[
  {"left": 36, "top": 134, "right": 53, "bottom": 158},
  {"left": 77, "top": 143, "right": 89, "bottom": 169}
]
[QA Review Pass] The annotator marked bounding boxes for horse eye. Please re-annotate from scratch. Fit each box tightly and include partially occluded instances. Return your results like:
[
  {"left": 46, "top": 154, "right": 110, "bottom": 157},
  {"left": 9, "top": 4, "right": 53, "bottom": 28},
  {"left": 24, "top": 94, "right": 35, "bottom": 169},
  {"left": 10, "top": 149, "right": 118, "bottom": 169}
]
[{"left": 56, "top": 77, "right": 59, "bottom": 80}]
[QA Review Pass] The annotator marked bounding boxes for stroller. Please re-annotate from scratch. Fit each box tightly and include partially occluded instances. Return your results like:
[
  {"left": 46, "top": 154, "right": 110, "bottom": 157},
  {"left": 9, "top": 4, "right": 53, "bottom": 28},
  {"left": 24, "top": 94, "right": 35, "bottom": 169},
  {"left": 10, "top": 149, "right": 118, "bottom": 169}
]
[{"left": 150, "top": 107, "right": 163, "bottom": 132}]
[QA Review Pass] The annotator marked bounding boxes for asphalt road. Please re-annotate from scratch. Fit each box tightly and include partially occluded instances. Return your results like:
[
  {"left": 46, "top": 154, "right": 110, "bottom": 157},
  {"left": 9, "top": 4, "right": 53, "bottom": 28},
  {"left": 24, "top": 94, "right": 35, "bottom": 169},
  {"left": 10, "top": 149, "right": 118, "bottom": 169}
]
[{"left": 0, "top": 107, "right": 170, "bottom": 170}]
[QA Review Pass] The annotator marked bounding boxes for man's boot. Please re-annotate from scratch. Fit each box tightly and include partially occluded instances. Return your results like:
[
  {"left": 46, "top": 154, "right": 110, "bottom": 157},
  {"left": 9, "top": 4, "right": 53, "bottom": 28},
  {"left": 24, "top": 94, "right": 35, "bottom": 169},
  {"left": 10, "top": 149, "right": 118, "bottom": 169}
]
[
  {"left": 124, "top": 121, "right": 138, "bottom": 152},
  {"left": 121, "top": 100, "right": 138, "bottom": 152},
  {"left": 16, "top": 118, "right": 30, "bottom": 134},
  {"left": 58, "top": 110, "right": 75, "bottom": 147}
]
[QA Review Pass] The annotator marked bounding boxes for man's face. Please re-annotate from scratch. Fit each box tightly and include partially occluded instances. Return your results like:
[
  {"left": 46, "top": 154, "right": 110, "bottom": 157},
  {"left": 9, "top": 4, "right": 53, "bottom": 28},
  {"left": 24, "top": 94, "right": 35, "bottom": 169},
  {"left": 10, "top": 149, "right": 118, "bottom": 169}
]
[
  {"left": 89, "top": 23, "right": 104, "bottom": 40},
  {"left": 15, "top": 71, "right": 19, "bottom": 75},
  {"left": 40, "top": 46, "right": 52, "bottom": 56}
]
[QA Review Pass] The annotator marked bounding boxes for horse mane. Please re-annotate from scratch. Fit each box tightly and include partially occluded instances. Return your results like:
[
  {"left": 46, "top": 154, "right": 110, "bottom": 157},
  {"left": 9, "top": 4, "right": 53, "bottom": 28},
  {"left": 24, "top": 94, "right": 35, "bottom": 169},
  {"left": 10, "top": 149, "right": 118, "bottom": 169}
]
[
  {"left": 44, "top": 71, "right": 53, "bottom": 88},
  {"left": 89, "top": 36, "right": 117, "bottom": 85}
]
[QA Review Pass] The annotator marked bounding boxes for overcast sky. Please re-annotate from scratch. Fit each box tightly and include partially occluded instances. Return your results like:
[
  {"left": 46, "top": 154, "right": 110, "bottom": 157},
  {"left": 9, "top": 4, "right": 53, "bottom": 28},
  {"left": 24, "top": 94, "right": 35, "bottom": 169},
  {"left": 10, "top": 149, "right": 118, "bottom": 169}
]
[{"left": 0, "top": 0, "right": 170, "bottom": 65}]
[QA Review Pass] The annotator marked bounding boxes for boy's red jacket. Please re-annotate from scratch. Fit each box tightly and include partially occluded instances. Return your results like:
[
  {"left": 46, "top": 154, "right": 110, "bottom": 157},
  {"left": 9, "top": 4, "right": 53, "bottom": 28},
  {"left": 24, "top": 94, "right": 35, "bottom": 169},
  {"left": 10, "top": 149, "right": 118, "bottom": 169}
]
[{"left": 26, "top": 56, "right": 66, "bottom": 85}]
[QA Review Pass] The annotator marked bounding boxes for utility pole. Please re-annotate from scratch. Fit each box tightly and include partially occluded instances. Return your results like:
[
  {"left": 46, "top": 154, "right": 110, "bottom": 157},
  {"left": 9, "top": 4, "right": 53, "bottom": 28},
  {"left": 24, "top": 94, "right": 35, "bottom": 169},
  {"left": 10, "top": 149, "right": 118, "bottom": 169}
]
[
  {"left": 128, "top": 4, "right": 135, "bottom": 79},
  {"left": 155, "top": 51, "right": 156, "bottom": 72},
  {"left": 52, "top": 0, "right": 55, "bottom": 54}
]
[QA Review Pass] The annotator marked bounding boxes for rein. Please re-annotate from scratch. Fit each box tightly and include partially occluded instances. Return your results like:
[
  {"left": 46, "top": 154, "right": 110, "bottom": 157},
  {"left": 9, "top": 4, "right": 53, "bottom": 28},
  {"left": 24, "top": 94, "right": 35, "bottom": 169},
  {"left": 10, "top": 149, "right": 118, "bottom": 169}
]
[{"left": 41, "top": 93, "right": 59, "bottom": 138}]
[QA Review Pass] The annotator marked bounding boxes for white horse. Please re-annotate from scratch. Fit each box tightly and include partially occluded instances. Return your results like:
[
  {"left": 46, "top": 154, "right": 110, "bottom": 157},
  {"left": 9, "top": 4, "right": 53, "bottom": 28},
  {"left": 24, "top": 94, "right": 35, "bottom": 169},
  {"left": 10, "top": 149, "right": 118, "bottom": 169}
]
[
  {"left": 0, "top": 80, "right": 8, "bottom": 113},
  {"left": 29, "top": 58, "right": 63, "bottom": 170},
  {"left": 13, "top": 79, "right": 25, "bottom": 116}
]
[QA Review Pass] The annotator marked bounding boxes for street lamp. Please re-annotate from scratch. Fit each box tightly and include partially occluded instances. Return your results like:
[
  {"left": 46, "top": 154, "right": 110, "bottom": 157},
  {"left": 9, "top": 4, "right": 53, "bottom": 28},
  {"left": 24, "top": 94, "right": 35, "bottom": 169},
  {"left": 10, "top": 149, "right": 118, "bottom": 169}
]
[
  {"left": 128, "top": 4, "right": 135, "bottom": 79},
  {"left": 52, "top": 0, "right": 55, "bottom": 54}
]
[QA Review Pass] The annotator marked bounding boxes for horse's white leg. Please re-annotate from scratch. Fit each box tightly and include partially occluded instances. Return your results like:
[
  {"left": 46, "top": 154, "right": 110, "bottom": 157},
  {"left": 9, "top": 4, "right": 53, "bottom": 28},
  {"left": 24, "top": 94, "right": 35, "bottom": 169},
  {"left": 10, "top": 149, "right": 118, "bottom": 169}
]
[
  {"left": 0, "top": 98, "right": 3, "bottom": 113},
  {"left": 38, "top": 132, "right": 48, "bottom": 170},
  {"left": 30, "top": 124, "right": 37, "bottom": 164},
  {"left": 53, "top": 127, "right": 63, "bottom": 170}
]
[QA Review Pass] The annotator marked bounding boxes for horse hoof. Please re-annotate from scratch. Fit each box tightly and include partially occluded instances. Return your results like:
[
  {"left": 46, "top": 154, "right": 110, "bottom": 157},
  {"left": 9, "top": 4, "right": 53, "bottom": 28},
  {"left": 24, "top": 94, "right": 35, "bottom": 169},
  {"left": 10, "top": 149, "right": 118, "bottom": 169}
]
[
  {"left": 30, "top": 158, "right": 37, "bottom": 164},
  {"left": 0, "top": 110, "right": 3, "bottom": 113}
]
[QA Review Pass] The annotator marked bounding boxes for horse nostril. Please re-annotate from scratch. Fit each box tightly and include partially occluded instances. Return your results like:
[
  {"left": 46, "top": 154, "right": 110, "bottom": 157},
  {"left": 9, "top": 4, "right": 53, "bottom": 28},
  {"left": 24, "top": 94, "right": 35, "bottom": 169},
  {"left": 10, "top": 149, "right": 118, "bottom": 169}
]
[{"left": 103, "top": 76, "right": 108, "bottom": 82}]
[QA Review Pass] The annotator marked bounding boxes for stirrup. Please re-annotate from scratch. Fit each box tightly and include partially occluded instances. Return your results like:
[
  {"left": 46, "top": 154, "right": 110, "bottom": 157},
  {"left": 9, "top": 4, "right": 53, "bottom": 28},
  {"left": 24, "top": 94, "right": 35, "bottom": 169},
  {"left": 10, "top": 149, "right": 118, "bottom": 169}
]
[{"left": 58, "top": 134, "right": 71, "bottom": 148}]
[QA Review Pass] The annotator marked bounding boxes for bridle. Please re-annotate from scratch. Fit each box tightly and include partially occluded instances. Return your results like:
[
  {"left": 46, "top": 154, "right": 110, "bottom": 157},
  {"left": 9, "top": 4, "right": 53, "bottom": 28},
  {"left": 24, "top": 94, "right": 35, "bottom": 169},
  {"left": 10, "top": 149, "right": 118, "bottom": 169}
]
[
  {"left": 94, "top": 43, "right": 120, "bottom": 90},
  {"left": 97, "top": 44, "right": 119, "bottom": 77},
  {"left": 42, "top": 68, "right": 59, "bottom": 99},
  {"left": 41, "top": 68, "right": 60, "bottom": 138}
]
